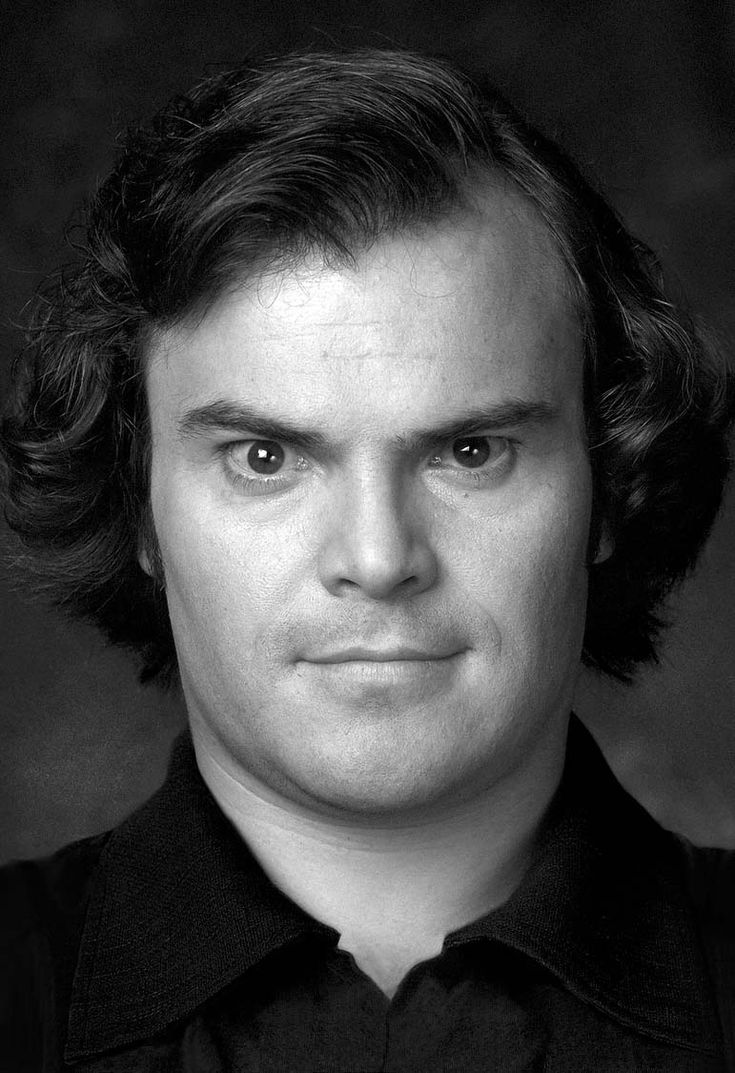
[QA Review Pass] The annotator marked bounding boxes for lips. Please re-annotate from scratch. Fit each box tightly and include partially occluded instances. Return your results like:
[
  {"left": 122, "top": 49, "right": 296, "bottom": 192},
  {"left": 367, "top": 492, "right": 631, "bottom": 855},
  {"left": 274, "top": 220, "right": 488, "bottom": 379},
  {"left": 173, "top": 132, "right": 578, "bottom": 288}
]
[
  {"left": 296, "top": 644, "right": 466, "bottom": 701},
  {"left": 305, "top": 645, "right": 462, "bottom": 663}
]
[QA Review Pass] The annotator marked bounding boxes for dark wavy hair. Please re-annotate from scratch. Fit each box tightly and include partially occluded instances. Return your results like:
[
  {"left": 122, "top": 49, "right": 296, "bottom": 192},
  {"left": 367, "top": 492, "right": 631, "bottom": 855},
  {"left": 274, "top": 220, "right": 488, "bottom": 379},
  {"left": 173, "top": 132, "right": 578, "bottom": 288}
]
[{"left": 1, "top": 48, "right": 733, "bottom": 686}]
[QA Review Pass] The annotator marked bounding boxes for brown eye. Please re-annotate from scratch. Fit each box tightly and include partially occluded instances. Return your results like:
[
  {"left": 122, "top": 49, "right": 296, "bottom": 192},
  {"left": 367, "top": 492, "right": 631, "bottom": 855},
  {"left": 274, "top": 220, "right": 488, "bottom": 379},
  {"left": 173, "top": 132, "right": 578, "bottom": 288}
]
[
  {"left": 452, "top": 437, "right": 493, "bottom": 469},
  {"left": 246, "top": 440, "right": 285, "bottom": 474}
]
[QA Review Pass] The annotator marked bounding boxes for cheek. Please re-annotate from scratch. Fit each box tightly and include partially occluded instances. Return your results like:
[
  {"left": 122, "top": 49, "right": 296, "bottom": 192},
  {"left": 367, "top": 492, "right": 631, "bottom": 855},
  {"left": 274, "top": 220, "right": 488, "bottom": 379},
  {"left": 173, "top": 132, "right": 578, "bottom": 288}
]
[
  {"left": 150, "top": 472, "right": 312, "bottom": 648},
  {"left": 452, "top": 478, "right": 592, "bottom": 647}
]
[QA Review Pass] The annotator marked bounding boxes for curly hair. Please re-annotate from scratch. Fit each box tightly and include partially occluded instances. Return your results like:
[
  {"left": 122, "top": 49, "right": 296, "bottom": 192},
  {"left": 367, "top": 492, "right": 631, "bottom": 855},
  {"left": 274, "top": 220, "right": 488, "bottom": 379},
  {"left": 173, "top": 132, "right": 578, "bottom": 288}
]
[{"left": 1, "top": 48, "right": 733, "bottom": 686}]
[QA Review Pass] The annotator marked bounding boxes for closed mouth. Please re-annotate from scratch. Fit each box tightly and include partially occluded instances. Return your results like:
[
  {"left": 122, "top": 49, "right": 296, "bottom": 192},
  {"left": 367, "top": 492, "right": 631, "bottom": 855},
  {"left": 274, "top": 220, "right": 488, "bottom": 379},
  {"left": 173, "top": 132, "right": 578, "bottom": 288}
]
[{"left": 305, "top": 646, "right": 463, "bottom": 664}]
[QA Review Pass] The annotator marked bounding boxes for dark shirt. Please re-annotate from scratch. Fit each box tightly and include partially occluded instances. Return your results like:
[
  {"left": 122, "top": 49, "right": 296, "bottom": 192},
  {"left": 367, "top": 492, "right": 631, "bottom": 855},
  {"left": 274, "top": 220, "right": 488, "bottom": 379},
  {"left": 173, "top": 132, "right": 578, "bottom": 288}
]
[{"left": 1, "top": 718, "right": 728, "bottom": 1071}]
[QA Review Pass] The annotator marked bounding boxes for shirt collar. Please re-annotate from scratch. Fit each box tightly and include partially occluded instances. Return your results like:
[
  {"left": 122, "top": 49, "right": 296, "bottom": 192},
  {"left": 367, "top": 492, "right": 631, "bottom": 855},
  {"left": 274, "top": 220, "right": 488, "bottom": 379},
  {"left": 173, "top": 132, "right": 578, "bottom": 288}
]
[
  {"left": 65, "top": 717, "right": 719, "bottom": 1061},
  {"left": 65, "top": 731, "right": 338, "bottom": 1061},
  {"left": 447, "top": 718, "right": 721, "bottom": 1052}
]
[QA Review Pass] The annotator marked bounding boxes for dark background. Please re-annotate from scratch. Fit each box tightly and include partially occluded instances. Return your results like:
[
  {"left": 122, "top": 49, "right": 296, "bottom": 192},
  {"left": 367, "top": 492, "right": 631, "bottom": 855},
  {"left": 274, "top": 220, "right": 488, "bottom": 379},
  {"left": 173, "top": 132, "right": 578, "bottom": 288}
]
[{"left": 1, "top": 0, "right": 734, "bottom": 864}]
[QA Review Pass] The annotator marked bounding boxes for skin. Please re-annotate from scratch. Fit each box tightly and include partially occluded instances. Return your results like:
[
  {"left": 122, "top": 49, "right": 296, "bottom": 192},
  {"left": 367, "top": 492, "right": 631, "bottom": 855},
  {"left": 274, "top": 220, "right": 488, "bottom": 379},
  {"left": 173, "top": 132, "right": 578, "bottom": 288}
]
[{"left": 143, "top": 188, "right": 602, "bottom": 993}]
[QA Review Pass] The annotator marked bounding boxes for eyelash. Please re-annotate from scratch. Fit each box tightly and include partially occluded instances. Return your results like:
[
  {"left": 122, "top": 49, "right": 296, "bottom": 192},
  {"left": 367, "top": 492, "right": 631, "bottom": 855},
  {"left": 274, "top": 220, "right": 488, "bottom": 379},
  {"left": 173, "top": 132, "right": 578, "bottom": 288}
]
[
  {"left": 428, "top": 437, "right": 515, "bottom": 483},
  {"left": 222, "top": 443, "right": 308, "bottom": 495},
  {"left": 221, "top": 436, "right": 516, "bottom": 495}
]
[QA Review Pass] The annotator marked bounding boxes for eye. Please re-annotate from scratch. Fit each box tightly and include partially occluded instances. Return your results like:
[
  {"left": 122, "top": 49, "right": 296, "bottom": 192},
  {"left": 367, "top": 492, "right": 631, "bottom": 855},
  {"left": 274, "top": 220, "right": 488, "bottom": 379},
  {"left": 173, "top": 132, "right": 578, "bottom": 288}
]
[
  {"left": 243, "top": 440, "right": 286, "bottom": 475},
  {"left": 442, "top": 435, "right": 511, "bottom": 469},
  {"left": 451, "top": 436, "right": 498, "bottom": 469},
  {"left": 224, "top": 439, "right": 308, "bottom": 494},
  {"left": 428, "top": 435, "right": 514, "bottom": 484}
]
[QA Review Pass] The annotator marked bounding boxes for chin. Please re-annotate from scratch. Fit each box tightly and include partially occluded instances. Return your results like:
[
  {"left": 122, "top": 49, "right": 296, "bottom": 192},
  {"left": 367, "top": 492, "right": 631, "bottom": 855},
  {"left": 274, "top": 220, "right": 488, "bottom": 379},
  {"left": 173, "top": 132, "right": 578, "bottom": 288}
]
[
  {"left": 275, "top": 731, "right": 499, "bottom": 819},
  {"left": 292, "top": 773, "right": 463, "bottom": 819}
]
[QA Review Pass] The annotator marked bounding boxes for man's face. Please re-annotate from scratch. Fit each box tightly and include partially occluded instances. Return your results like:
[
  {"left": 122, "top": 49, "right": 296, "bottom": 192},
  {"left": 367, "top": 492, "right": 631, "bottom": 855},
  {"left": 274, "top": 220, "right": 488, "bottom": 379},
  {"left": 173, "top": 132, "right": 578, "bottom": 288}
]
[{"left": 145, "top": 190, "right": 593, "bottom": 818}]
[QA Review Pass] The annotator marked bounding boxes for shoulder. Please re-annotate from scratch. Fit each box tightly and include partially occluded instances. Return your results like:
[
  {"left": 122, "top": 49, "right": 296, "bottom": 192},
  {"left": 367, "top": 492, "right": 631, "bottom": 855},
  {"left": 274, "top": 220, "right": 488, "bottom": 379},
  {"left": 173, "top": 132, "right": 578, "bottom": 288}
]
[
  {"left": 680, "top": 840, "right": 735, "bottom": 938},
  {"left": 0, "top": 833, "right": 110, "bottom": 1066},
  {"left": 677, "top": 839, "right": 735, "bottom": 1054},
  {"left": 677, "top": 839, "right": 735, "bottom": 927},
  {"left": 1, "top": 831, "right": 109, "bottom": 951}
]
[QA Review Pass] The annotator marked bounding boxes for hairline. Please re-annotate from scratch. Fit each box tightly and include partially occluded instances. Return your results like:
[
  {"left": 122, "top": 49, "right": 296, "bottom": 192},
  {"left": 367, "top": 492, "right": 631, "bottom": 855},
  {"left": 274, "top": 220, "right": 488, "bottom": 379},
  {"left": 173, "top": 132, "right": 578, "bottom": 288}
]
[{"left": 140, "top": 169, "right": 591, "bottom": 370}]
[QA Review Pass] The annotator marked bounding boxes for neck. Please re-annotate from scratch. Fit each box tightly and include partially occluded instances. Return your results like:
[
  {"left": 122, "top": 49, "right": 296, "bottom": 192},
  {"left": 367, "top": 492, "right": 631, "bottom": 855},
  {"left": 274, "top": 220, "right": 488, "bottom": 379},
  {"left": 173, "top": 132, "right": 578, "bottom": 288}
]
[{"left": 193, "top": 722, "right": 567, "bottom": 998}]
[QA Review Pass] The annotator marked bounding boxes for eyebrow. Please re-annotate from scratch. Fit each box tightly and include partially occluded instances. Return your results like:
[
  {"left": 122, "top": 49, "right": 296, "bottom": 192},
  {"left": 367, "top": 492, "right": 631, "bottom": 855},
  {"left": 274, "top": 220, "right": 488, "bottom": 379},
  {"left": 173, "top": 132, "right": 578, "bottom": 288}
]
[{"left": 177, "top": 398, "right": 559, "bottom": 453}]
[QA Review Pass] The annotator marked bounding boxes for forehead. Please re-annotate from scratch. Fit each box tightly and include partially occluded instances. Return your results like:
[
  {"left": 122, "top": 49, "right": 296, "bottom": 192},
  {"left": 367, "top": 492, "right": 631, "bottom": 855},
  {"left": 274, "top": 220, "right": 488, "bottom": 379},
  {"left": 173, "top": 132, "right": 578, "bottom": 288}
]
[{"left": 146, "top": 187, "right": 583, "bottom": 427}]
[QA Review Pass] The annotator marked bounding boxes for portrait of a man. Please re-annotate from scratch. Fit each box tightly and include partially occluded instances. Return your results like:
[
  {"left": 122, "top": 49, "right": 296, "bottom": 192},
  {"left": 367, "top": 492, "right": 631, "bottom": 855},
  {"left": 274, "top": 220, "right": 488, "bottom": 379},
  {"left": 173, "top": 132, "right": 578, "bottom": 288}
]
[{"left": 1, "top": 15, "right": 734, "bottom": 1073}]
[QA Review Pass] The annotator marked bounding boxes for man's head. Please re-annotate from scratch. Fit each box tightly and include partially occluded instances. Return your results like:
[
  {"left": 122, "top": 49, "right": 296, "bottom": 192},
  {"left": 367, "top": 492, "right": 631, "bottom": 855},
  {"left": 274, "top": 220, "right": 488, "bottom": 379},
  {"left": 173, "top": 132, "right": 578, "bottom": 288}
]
[
  {"left": 143, "top": 191, "right": 592, "bottom": 813},
  {"left": 2, "top": 51, "right": 732, "bottom": 765}
]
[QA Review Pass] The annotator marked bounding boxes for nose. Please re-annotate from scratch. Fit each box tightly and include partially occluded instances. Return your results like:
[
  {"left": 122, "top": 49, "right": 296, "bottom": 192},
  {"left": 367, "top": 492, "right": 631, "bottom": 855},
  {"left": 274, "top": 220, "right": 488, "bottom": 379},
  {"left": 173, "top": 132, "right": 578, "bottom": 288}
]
[{"left": 318, "top": 472, "right": 438, "bottom": 600}]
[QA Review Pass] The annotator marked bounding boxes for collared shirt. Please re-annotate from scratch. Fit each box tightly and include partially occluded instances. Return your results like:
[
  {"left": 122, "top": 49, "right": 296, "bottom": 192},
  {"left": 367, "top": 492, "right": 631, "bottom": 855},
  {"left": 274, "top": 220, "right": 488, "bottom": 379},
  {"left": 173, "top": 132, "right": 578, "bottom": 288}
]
[{"left": 1, "top": 718, "right": 727, "bottom": 1071}]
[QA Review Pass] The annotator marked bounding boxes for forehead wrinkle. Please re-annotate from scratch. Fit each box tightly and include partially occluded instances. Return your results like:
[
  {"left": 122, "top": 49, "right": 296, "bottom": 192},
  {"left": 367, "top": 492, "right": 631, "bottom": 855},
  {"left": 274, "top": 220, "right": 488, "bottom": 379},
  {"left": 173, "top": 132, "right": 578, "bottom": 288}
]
[{"left": 146, "top": 193, "right": 584, "bottom": 445}]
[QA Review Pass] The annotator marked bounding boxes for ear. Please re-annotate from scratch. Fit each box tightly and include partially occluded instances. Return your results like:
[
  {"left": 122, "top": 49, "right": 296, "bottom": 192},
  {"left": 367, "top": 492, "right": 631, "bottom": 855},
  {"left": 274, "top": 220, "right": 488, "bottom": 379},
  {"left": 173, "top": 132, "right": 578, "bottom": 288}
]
[
  {"left": 138, "top": 512, "right": 163, "bottom": 582},
  {"left": 138, "top": 545, "right": 153, "bottom": 576},
  {"left": 593, "top": 524, "right": 615, "bottom": 564}
]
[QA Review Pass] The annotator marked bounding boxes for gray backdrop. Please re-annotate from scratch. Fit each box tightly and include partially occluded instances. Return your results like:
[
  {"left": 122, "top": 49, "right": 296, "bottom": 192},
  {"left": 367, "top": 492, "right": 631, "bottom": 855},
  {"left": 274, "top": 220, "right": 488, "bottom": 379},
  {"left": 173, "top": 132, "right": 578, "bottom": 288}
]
[{"left": 1, "top": 0, "right": 734, "bottom": 863}]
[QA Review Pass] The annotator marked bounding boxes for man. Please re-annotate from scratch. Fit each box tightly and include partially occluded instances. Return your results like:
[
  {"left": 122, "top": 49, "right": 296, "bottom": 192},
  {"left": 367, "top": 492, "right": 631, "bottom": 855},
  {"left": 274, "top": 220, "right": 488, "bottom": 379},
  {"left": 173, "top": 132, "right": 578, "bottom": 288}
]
[{"left": 1, "top": 48, "right": 733, "bottom": 1071}]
